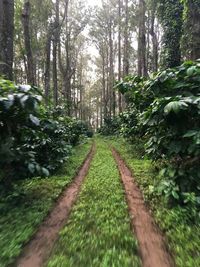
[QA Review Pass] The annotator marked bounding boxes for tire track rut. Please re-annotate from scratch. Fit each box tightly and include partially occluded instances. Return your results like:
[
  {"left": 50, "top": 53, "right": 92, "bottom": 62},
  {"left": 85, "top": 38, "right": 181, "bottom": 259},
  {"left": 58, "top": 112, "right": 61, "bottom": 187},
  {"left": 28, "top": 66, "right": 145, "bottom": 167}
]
[
  {"left": 112, "top": 148, "right": 174, "bottom": 267},
  {"left": 12, "top": 143, "right": 95, "bottom": 267}
]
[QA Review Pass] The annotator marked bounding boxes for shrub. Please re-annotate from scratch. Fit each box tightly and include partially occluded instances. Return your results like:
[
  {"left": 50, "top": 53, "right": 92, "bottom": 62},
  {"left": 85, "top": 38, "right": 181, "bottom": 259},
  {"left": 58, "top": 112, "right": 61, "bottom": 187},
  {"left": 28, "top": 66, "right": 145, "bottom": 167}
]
[
  {"left": 99, "top": 117, "right": 121, "bottom": 136},
  {"left": 0, "top": 80, "right": 92, "bottom": 187},
  {"left": 116, "top": 61, "right": 200, "bottom": 203}
]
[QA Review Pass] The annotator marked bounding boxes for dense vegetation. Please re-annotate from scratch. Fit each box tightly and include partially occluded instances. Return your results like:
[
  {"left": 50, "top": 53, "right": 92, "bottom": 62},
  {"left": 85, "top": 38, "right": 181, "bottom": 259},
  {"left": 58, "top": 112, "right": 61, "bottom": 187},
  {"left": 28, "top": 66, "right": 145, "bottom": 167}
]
[
  {"left": 0, "top": 79, "right": 93, "bottom": 187},
  {"left": 112, "top": 61, "right": 200, "bottom": 205}
]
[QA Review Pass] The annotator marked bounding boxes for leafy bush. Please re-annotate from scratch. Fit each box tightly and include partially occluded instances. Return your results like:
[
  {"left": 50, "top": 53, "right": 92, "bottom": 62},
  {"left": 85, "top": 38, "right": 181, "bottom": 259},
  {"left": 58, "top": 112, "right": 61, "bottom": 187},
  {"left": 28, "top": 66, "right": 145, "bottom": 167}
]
[
  {"left": 98, "top": 117, "right": 121, "bottom": 136},
  {"left": 116, "top": 61, "right": 200, "bottom": 203},
  {"left": 0, "top": 79, "right": 92, "bottom": 187},
  {"left": 142, "top": 62, "right": 200, "bottom": 201}
]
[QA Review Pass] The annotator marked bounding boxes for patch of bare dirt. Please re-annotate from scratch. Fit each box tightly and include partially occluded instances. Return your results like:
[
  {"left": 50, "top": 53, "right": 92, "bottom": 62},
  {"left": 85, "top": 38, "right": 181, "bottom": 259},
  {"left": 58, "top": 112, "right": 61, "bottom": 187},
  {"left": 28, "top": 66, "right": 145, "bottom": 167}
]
[
  {"left": 12, "top": 144, "right": 95, "bottom": 267},
  {"left": 112, "top": 148, "right": 174, "bottom": 267}
]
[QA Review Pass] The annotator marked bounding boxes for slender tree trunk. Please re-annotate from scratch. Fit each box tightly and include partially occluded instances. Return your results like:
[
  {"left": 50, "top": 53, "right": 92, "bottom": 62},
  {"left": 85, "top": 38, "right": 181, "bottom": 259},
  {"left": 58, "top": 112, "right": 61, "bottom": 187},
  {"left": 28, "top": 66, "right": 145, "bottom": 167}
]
[
  {"left": 138, "top": 0, "right": 147, "bottom": 76},
  {"left": 102, "top": 50, "right": 107, "bottom": 120},
  {"left": 150, "top": 3, "right": 158, "bottom": 72},
  {"left": 123, "top": 0, "right": 129, "bottom": 76},
  {"left": 21, "top": 1, "right": 36, "bottom": 85},
  {"left": 109, "top": 19, "right": 115, "bottom": 117},
  {"left": 188, "top": 1, "right": 200, "bottom": 60},
  {"left": 118, "top": 0, "right": 122, "bottom": 113},
  {"left": 44, "top": 24, "right": 53, "bottom": 103},
  {"left": 0, "top": 0, "right": 14, "bottom": 80},
  {"left": 53, "top": 0, "right": 60, "bottom": 106}
]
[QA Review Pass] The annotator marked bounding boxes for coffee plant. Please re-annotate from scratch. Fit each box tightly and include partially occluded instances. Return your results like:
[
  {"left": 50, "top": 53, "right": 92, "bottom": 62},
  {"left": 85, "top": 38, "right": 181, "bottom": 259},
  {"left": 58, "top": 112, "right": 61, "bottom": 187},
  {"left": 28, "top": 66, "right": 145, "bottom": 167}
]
[
  {"left": 116, "top": 61, "right": 200, "bottom": 204},
  {"left": 0, "top": 79, "right": 92, "bottom": 187}
]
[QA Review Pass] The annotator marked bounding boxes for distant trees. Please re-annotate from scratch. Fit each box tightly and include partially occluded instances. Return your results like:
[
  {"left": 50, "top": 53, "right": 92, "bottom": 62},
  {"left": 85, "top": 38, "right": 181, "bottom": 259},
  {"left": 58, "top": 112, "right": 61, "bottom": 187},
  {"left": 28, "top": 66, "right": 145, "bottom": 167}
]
[{"left": 0, "top": 0, "right": 199, "bottom": 128}]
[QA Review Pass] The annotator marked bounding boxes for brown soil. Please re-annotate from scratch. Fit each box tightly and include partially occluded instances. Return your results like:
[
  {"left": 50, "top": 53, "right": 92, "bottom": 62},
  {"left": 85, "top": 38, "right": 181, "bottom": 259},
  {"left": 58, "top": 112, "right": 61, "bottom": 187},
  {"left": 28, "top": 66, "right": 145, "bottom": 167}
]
[
  {"left": 112, "top": 148, "right": 174, "bottom": 267},
  {"left": 12, "top": 144, "right": 95, "bottom": 267}
]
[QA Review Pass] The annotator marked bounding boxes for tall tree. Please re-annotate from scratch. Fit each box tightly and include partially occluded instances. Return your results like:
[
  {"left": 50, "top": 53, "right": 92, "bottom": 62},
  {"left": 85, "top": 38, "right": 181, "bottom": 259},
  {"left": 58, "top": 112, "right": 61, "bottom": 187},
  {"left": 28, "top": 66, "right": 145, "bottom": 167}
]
[
  {"left": 123, "top": 0, "right": 129, "bottom": 76},
  {"left": 0, "top": 0, "right": 14, "bottom": 80},
  {"left": 118, "top": 0, "right": 122, "bottom": 113},
  {"left": 52, "top": 0, "right": 60, "bottom": 106},
  {"left": 182, "top": 0, "right": 200, "bottom": 60},
  {"left": 158, "top": 0, "right": 183, "bottom": 68},
  {"left": 137, "top": 0, "right": 147, "bottom": 76},
  {"left": 21, "top": 1, "right": 36, "bottom": 85}
]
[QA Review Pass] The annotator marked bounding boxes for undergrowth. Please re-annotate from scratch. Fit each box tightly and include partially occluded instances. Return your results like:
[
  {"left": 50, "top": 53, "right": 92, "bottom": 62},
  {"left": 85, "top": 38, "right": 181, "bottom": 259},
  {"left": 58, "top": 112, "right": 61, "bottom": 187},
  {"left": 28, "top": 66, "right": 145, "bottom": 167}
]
[
  {"left": 0, "top": 140, "right": 92, "bottom": 267},
  {"left": 47, "top": 138, "right": 141, "bottom": 267},
  {"left": 110, "top": 137, "right": 200, "bottom": 267}
]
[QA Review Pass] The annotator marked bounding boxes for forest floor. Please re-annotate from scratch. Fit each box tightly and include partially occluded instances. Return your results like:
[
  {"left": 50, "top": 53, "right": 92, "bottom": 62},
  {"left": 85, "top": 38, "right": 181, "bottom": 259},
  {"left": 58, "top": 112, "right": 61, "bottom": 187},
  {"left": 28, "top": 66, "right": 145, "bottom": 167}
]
[{"left": 1, "top": 137, "right": 200, "bottom": 267}]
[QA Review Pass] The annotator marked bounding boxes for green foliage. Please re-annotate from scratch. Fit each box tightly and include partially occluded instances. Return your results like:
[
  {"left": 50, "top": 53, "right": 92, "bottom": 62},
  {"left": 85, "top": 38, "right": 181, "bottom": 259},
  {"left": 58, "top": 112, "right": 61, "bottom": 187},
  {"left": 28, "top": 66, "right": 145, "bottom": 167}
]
[
  {"left": 47, "top": 138, "right": 141, "bottom": 267},
  {"left": 116, "top": 61, "right": 200, "bottom": 203},
  {"left": 142, "top": 61, "right": 200, "bottom": 199},
  {"left": 0, "top": 79, "right": 93, "bottom": 186},
  {"left": 98, "top": 116, "right": 121, "bottom": 136}
]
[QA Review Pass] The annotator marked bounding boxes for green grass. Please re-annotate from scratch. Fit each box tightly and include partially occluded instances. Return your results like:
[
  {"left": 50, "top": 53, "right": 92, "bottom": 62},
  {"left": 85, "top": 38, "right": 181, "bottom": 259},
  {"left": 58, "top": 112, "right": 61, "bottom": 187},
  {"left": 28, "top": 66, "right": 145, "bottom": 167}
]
[
  {"left": 110, "top": 137, "right": 200, "bottom": 267},
  {"left": 0, "top": 140, "right": 92, "bottom": 267},
  {"left": 47, "top": 138, "right": 141, "bottom": 267}
]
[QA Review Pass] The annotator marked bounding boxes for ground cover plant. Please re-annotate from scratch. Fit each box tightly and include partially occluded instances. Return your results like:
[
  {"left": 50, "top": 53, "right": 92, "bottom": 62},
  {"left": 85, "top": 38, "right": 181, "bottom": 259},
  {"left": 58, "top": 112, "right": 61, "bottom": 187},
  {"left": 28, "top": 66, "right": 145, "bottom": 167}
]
[
  {"left": 0, "top": 141, "right": 92, "bottom": 267},
  {"left": 47, "top": 138, "right": 141, "bottom": 267},
  {"left": 110, "top": 137, "right": 200, "bottom": 267}
]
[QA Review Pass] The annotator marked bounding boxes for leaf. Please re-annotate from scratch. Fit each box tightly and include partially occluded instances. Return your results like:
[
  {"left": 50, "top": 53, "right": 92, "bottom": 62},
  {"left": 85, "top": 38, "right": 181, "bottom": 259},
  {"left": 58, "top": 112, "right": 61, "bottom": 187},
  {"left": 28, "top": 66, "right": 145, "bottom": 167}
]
[
  {"left": 187, "top": 66, "right": 196, "bottom": 76},
  {"left": 172, "top": 191, "right": 179, "bottom": 200},
  {"left": 183, "top": 130, "right": 198, "bottom": 138},
  {"left": 164, "top": 101, "right": 188, "bottom": 114},
  {"left": 28, "top": 163, "right": 35, "bottom": 174},
  {"left": 41, "top": 167, "right": 49, "bottom": 177},
  {"left": 29, "top": 114, "right": 40, "bottom": 126}
]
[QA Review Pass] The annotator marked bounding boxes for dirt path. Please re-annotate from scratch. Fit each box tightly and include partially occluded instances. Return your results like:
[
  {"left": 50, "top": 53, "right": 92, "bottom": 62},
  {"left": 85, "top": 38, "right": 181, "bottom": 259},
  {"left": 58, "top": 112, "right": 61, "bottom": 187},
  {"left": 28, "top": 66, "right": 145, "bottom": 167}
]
[
  {"left": 12, "top": 144, "right": 95, "bottom": 267},
  {"left": 112, "top": 148, "right": 174, "bottom": 267}
]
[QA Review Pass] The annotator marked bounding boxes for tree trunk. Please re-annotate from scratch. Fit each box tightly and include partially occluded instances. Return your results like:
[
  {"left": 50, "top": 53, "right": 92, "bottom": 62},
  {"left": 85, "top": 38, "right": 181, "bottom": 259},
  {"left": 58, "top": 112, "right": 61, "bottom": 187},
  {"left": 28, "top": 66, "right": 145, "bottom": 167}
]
[
  {"left": 138, "top": 0, "right": 147, "bottom": 76},
  {"left": 44, "top": 24, "right": 53, "bottom": 104},
  {"left": 188, "top": 1, "right": 200, "bottom": 60},
  {"left": 21, "top": 1, "right": 36, "bottom": 85},
  {"left": 123, "top": 0, "right": 129, "bottom": 76},
  {"left": 53, "top": 0, "right": 60, "bottom": 106},
  {"left": 118, "top": 0, "right": 122, "bottom": 113},
  {"left": 109, "top": 19, "right": 115, "bottom": 117},
  {"left": 0, "top": 0, "right": 14, "bottom": 80},
  {"left": 150, "top": 0, "right": 158, "bottom": 72}
]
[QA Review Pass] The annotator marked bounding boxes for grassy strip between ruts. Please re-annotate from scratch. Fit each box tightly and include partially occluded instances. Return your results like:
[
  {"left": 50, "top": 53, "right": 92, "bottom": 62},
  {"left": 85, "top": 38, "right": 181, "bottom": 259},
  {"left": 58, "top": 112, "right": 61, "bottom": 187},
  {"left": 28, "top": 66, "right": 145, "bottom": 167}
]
[
  {"left": 47, "top": 138, "right": 141, "bottom": 267},
  {"left": 0, "top": 140, "right": 92, "bottom": 267},
  {"left": 110, "top": 137, "right": 200, "bottom": 267}
]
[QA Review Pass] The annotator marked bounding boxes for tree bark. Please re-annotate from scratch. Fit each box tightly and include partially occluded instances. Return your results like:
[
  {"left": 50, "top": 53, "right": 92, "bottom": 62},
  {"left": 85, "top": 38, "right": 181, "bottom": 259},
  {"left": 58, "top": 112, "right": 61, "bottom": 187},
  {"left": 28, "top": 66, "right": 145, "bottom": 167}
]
[
  {"left": 138, "top": 0, "right": 147, "bottom": 76},
  {"left": 44, "top": 23, "right": 53, "bottom": 104},
  {"left": 52, "top": 0, "right": 60, "bottom": 106},
  {"left": 0, "top": 0, "right": 14, "bottom": 80},
  {"left": 21, "top": 1, "right": 36, "bottom": 85},
  {"left": 108, "top": 19, "right": 115, "bottom": 117},
  {"left": 118, "top": 0, "right": 122, "bottom": 113},
  {"left": 188, "top": 1, "right": 200, "bottom": 60},
  {"left": 123, "top": 0, "right": 129, "bottom": 76},
  {"left": 150, "top": 0, "right": 158, "bottom": 72}
]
